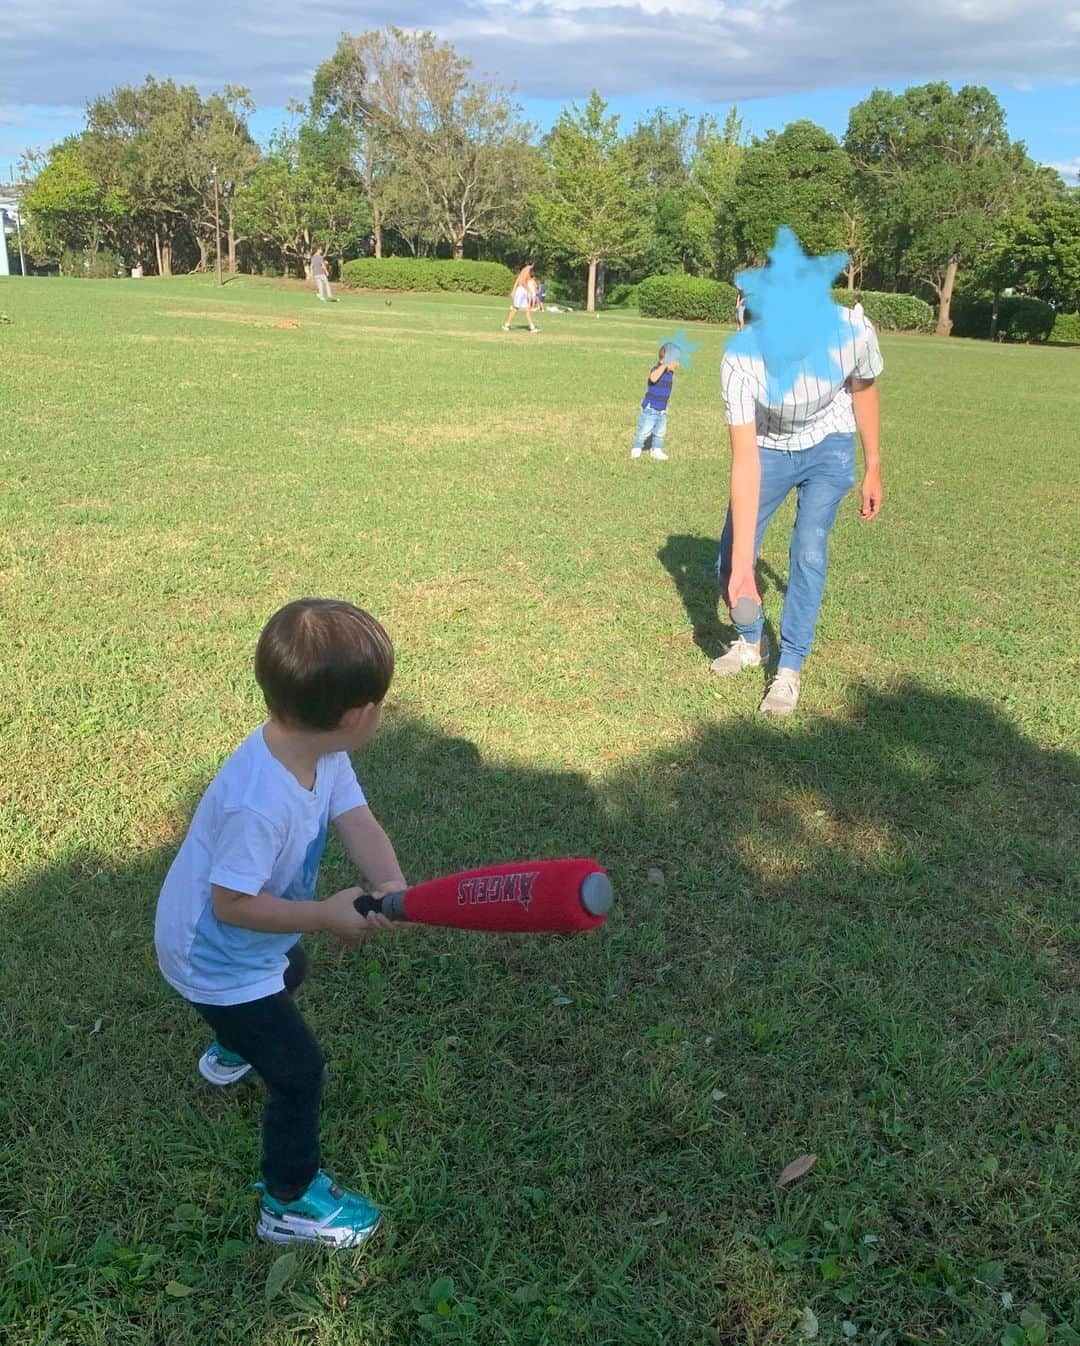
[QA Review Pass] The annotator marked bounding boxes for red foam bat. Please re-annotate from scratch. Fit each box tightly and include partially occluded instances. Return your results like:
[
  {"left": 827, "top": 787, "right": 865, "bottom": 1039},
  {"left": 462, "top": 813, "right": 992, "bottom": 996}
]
[{"left": 353, "top": 858, "right": 611, "bottom": 933}]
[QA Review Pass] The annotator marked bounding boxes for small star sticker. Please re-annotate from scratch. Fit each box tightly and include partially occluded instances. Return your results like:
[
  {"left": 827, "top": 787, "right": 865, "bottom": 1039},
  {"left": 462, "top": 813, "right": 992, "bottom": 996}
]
[
  {"left": 727, "top": 227, "right": 850, "bottom": 403},
  {"left": 660, "top": 326, "right": 700, "bottom": 371}
]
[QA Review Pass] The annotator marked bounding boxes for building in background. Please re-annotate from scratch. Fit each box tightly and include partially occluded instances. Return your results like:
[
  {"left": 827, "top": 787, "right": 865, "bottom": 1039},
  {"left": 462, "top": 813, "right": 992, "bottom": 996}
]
[{"left": 0, "top": 185, "right": 27, "bottom": 276}]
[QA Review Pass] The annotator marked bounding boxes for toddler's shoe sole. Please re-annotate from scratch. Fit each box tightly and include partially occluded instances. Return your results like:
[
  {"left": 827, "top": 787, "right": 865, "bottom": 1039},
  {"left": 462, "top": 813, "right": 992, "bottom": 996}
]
[
  {"left": 198, "top": 1050, "right": 253, "bottom": 1087},
  {"left": 256, "top": 1207, "right": 382, "bottom": 1249}
]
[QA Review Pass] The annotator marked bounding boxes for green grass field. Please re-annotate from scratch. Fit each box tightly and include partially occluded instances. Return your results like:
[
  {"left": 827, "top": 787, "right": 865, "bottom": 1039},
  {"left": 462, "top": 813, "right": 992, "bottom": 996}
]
[{"left": 1, "top": 275, "right": 1077, "bottom": 1346}]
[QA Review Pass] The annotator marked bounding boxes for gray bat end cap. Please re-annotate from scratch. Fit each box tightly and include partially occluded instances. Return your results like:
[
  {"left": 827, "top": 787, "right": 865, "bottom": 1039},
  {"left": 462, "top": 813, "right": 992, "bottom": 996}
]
[
  {"left": 732, "top": 597, "right": 762, "bottom": 626},
  {"left": 579, "top": 871, "right": 613, "bottom": 917}
]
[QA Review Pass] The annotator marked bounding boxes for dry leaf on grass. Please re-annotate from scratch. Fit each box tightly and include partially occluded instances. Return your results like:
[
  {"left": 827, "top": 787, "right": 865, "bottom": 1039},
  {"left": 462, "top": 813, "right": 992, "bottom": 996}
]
[{"left": 777, "top": 1153, "right": 817, "bottom": 1186}]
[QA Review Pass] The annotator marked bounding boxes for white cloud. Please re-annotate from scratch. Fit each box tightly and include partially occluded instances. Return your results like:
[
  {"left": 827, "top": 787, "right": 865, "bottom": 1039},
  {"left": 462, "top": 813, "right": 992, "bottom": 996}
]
[
  {"left": 2, "top": 0, "right": 1079, "bottom": 112},
  {"left": 1048, "top": 156, "right": 1080, "bottom": 182}
]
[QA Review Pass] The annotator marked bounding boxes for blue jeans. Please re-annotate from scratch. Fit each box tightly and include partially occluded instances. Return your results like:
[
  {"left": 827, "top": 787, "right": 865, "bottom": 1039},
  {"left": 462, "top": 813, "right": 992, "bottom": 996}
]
[
  {"left": 632, "top": 406, "right": 668, "bottom": 452},
  {"left": 716, "top": 432, "right": 856, "bottom": 672}
]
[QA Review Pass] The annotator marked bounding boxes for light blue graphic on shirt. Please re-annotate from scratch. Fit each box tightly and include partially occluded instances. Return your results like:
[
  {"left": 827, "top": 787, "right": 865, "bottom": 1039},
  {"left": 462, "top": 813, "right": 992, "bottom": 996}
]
[
  {"left": 186, "top": 819, "right": 328, "bottom": 995},
  {"left": 284, "top": 821, "right": 328, "bottom": 903},
  {"left": 726, "top": 226, "right": 849, "bottom": 404}
]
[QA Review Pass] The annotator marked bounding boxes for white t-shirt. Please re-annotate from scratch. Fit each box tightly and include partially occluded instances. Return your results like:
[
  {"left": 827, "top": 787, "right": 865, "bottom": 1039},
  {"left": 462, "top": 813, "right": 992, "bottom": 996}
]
[
  {"left": 155, "top": 727, "right": 366, "bottom": 1006},
  {"left": 721, "top": 306, "right": 884, "bottom": 451}
]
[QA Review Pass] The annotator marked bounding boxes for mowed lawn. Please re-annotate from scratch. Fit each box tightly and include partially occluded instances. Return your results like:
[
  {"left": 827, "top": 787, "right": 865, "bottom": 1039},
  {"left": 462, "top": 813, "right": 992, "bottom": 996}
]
[{"left": 0, "top": 276, "right": 1077, "bottom": 1346}]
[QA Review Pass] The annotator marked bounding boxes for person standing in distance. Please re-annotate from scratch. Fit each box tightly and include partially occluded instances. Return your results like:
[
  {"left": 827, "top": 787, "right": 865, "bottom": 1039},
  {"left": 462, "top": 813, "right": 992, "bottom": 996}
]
[
  {"left": 310, "top": 247, "right": 334, "bottom": 302},
  {"left": 711, "top": 231, "right": 884, "bottom": 715},
  {"left": 502, "top": 262, "right": 539, "bottom": 333}
]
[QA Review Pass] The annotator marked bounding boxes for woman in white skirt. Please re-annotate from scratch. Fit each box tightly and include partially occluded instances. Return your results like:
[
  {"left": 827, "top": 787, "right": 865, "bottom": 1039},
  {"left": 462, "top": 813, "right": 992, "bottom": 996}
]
[{"left": 502, "top": 262, "right": 539, "bottom": 333}]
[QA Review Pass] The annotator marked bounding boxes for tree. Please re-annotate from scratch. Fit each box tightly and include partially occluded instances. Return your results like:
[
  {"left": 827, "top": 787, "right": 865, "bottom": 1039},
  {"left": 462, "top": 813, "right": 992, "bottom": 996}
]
[
  {"left": 626, "top": 109, "right": 715, "bottom": 276},
  {"left": 234, "top": 118, "right": 369, "bottom": 275},
  {"left": 87, "top": 77, "right": 203, "bottom": 275},
  {"left": 20, "top": 141, "right": 127, "bottom": 267},
  {"left": 626, "top": 108, "right": 693, "bottom": 193},
  {"left": 318, "top": 27, "right": 535, "bottom": 260},
  {"left": 534, "top": 92, "right": 648, "bottom": 311},
  {"left": 690, "top": 109, "right": 744, "bottom": 279},
  {"left": 199, "top": 88, "right": 261, "bottom": 273},
  {"left": 846, "top": 83, "right": 1027, "bottom": 336},
  {"left": 380, "top": 172, "right": 441, "bottom": 257},
  {"left": 839, "top": 198, "right": 873, "bottom": 290},
  {"left": 731, "top": 120, "right": 855, "bottom": 264},
  {"left": 986, "top": 187, "right": 1080, "bottom": 313},
  {"left": 22, "top": 79, "right": 260, "bottom": 276},
  {"left": 313, "top": 34, "right": 395, "bottom": 258}
]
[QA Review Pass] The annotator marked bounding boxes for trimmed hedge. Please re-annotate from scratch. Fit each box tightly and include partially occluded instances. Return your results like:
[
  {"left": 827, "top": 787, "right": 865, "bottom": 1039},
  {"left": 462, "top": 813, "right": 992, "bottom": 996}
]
[
  {"left": 637, "top": 274, "right": 738, "bottom": 323},
  {"left": 832, "top": 288, "right": 935, "bottom": 333},
  {"left": 1050, "top": 311, "right": 1080, "bottom": 344},
  {"left": 637, "top": 274, "right": 934, "bottom": 331},
  {"left": 949, "top": 294, "right": 1055, "bottom": 343},
  {"left": 340, "top": 257, "right": 515, "bottom": 295},
  {"left": 60, "top": 247, "right": 123, "bottom": 279}
]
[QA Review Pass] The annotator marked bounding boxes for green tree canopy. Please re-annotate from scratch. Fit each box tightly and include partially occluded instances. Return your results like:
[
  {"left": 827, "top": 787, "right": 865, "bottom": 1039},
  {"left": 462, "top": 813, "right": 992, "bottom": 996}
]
[
  {"left": 731, "top": 120, "right": 855, "bottom": 265},
  {"left": 21, "top": 140, "right": 128, "bottom": 266},
  {"left": 534, "top": 91, "right": 648, "bottom": 310},
  {"left": 846, "top": 83, "right": 1027, "bottom": 335},
  {"left": 234, "top": 117, "right": 369, "bottom": 275}
]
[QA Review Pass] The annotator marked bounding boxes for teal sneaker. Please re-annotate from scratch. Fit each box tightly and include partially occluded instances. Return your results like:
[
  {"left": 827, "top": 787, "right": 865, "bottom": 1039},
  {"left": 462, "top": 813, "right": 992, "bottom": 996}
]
[
  {"left": 198, "top": 1042, "right": 252, "bottom": 1086},
  {"left": 255, "top": 1171, "right": 382, "bottom": 1248}
]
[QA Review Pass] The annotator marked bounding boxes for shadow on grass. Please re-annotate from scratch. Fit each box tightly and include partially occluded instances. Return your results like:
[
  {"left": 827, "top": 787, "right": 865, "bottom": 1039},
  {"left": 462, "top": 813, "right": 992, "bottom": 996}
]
[
  {"left": 2, "top": 688, "right": 1077, "bottom": 1344},
  {"left": 657, "top": 534, "right": 787, "bottom": 663}
]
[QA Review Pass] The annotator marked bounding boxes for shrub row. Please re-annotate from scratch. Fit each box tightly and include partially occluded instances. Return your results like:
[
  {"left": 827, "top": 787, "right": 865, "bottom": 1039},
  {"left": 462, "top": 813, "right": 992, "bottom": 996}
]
[
  {"left": 636, "top": 273, "right": 738, "bottom": 322},
  {"left": 832, "top": 288, "right": 935, "bottom": 333},
  {"left": 949, "top": 293, "right": 1056, "bottom": 343},
  {"left": 59, "top": 247, "right": 123, "bottom": 279},
  {"left": 340, "top": 257, "right": 515, "bottom": 295},
  {"left": 1050, "top": 311, "right": 1080, "bottom": 344},
  {"left": 636, "top": 273, "right": 934, "bottom": 332}
]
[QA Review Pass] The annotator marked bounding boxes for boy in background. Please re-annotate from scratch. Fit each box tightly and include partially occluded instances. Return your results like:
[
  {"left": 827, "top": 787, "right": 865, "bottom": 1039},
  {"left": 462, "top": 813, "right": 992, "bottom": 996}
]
[
  {"left": 630, "top": 343, "right": 680, "bottom": 461},
  {"left": 155, "top": 599, "right": 404, "bottom": 1247}
]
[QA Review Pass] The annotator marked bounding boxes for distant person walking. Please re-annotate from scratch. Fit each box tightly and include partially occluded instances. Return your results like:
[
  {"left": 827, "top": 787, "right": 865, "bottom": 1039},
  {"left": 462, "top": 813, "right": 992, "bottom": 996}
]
[
  {"left": 502, "top": 262, "right": 539, "bottom": 334},
  {"left": 735, "top": 290, "right": 746, "bottom": 330},
  {"left": 310, "top": 247, "right": 333, "bottom": 303}
]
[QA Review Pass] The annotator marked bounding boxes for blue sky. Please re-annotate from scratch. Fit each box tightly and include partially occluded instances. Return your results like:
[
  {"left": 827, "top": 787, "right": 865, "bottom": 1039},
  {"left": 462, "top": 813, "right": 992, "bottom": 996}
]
[{"left": 2, "top": 0, "right": 1078, "bottom": 184}]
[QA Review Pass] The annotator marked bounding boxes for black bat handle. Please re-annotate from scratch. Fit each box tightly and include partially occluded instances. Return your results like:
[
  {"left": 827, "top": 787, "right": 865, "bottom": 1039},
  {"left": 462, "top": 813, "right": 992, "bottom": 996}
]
[{"left": 352, "top": 890, "right": 409, "bottom": 920}]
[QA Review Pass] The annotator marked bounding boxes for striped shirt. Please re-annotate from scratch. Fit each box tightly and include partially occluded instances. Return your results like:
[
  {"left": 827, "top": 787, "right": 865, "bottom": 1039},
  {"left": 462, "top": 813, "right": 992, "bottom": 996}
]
[
  {"left": 721, "top": 307, "right": 883, "bottom": 451},
  {"left": 642, "top": 365, "right": 674, "bottom": 411}
]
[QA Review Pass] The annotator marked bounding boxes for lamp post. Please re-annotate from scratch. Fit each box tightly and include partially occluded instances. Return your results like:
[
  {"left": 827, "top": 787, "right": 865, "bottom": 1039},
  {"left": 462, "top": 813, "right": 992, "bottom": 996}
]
[
  {"left": 213, "top": 163, "right": 222, "bottom": 287},
  {"left": 15, "top": 199, "right": 26, "bottom": 276}
]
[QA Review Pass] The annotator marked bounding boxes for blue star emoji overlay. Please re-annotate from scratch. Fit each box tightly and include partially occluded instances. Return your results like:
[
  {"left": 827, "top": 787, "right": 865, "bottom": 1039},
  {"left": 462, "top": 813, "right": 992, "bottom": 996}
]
[
  {"left": 659, "top": 326, "right": 700, "bottom": 371},
  {"left": 726, "top": 227, "right": 850, "bottom": 404}
]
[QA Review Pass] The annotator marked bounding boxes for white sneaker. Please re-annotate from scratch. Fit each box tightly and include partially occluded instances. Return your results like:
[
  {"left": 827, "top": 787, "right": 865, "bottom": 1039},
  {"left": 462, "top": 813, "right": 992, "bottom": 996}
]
[
  {"left": 709, "top": 633, "right": 769, "bottom": 677},
  {"left": 528, "top": 325, "right": 540, "bottom": 333},
  {"left": 501, "top": 323, "right": 511, "bottom": 331},
  {"left": 649, "top": 447, "right": 668, "bottom": 461},
  {"left": 630, "top": 446, "right": 643, "bottom": 459},
  {"left": 759, "top": 672, "right": 801, "bottom": 716}
]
